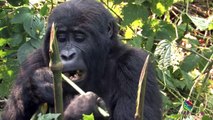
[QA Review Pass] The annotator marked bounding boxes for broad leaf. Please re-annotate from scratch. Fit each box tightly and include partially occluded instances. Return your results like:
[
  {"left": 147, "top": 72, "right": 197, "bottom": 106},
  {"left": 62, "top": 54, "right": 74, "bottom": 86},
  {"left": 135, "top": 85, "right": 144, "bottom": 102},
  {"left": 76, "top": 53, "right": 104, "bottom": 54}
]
[
  {"left": 37, "top": 113, "right": 60, "bottom": 120},
  {"left": 188, "top": 14, "right": 213, "bottom": 31},
  {"left": 10, "top": 34, "right": 23, "bottom": 47},
  {"left": 11, "top": 7, "right": 31, "bottom": 24},
  {"left": 180, "top": 54, "right": 200, "bottom": 72},
  {"left": 17, "top": 42, "right": 35, "bottom": 63},
  {"left": 23, "top": 15, "right": 44, "bottom": 39},
  {"left": 122, "top": 4, "right": 148, "bottom": 25},
  {"left": 154, "top": 40, "right": 182, "bottom": 70},
  {"left": 7, "top": 0, "right": 28, "bottom": 6}
]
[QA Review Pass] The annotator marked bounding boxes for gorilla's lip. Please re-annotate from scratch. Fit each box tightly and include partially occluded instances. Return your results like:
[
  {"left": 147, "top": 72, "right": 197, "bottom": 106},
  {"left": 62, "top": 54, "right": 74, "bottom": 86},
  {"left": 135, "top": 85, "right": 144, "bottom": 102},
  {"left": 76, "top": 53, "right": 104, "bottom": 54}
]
[{"left": 63, "top": 70, "right": 86, "bottom": 82}]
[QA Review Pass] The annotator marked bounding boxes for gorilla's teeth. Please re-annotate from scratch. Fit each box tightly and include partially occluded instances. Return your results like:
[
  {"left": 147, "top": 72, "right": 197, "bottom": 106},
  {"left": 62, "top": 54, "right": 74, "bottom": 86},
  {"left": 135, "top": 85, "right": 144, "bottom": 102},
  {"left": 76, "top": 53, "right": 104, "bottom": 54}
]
[{"left": 66, "top": 70, "right": 84, "bottom": 81}]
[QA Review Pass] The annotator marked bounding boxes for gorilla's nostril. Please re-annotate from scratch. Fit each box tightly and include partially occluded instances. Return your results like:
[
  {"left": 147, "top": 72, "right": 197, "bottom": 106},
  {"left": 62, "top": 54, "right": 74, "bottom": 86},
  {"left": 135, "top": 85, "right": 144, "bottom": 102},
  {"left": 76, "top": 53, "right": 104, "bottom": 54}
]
[
  {"left": 61, "top": 52, "right": 76, "bottom": 61},
  {"left": 68, "top": 53, "right": 75, "bottom": 60}
]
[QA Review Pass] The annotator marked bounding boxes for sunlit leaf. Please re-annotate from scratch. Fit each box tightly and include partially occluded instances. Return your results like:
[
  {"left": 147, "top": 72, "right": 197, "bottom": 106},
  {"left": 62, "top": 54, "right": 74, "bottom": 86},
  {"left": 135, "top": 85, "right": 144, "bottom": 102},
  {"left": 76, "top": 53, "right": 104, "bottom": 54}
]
[
  {"left": 0, "top": 50, "right": 6, "bottom": 58},
  {"left": 0, "top": 38, "right": 7, "bottom": 46},
  {"left": 37, "top": 113, "right": 60, "bottom": 120},
  {"left": 83, "top": 114, "right": 95, "bottom": 120},
  {"left": 151, "top": 0, "right": 173, "bottom": 16},
  {"left": 188, "top": 15, "right": 212, "bottom": 31},
  {"left": 154, "top": 40, "right": 183, "bottom": 70},
  {"left": 208, "top": 22, "right": 213, "bottom": 30}
]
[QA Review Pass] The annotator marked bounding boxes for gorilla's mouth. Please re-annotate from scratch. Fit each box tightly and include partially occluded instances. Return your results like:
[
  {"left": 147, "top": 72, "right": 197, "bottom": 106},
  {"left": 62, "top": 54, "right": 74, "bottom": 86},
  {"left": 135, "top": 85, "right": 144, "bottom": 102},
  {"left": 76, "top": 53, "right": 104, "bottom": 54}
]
[{"left": 63, "top": 70, "right": 86, "bottom": 82}]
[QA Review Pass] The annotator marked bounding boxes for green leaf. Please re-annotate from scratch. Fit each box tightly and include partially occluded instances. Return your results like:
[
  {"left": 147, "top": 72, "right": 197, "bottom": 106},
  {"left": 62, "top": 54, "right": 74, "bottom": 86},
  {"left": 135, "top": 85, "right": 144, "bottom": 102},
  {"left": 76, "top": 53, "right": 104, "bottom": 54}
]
[
  {"left": 37, "top": 113, "right": 60, "bottom": 120},
  {"left": 180, "top": 54, "right": 200, "bottom": 72},
  {"left": 154, "top": 40, "right": 182, "bottom": 70},
  {"left": 7, "top": 0, "right": 28, "bottom": 6},
  {"left": 202, "top": 115, "right": 212, "bottom": 120},
  {"left": 113, "top": 0, "right": 122, "bottom": 4},
  {"left": 198, "top": 48, "right": 213, "bottom": 70},
  {"left": 127, "top": 36, "right": 142, "bottom": 48},
  {"left": 17, "top": 42, "right": 35, "bottom": 63},
  {"left": 0, "top": 60, "right": 18, "bottom": 97},
  {"left": 135, "top": 0, "right": 146, "bottom": 5},
  {"left": 40, "top": 4, "right": 49, "bottom": 16},
  {"left": 30, "top": 38, "right": 43, "bottom": 49},
  {"left": 142, "top": 20, "right": 176, "bottom": 41},
  {"left": 182, "top": 13, "right": 191, "bottom": 23},
  {"left": 0, "top": 38, "right": 7, "bottom": 46},
  {"left": 145, "top": 36, "right": 154, "bottom": 51},
  {"left": 165, "top": 114, "right": 181, "bottom": 119},
  {"left": 181, "top": 70, "right": 193, "bottom": 89},
  {"left": 83, "top": 114, "right": 95, "bottom": 120},
  {"left": 151, "top": 0, "right": 173, "bottom": 16},
  {"left": 122, "top": 4, "right": 148, "bottom": 25},
  {"left": 156, "top": 21, "right": 176, "bottom": 40},
  {"left": 0, "top": 50, "right": 6, "bottom": 58},
  {"left": 188, "top": 14, "right": 212, "bottom": 31},
  {"left": 23, "top": 15, "right": 44, "bottom": 39},
  {"left": 153, "top": 2, "right": 166, "bottom": 16},
  {"left": 164, "top": 72, "right": 176, "bottom": 89},
  {"left": 208, "top": 22, "right": 213, "bottom": 30},
  {"left": 11, "top": 7, "right": 31, "bottom": 24},
  {"left": 10, "top": 34, "right": 23, "bottom": 46}
]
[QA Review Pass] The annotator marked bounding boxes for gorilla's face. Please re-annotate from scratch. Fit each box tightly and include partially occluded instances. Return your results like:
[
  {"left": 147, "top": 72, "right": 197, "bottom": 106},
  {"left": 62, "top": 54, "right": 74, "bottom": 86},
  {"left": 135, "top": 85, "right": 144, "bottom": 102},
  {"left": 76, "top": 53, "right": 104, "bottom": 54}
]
[
  {"left": 45, "top": 0, "right": 116, "bottom": 84},
  {"left": 57, "top": 25, "right": 88, "bottom": 83},
  {"left": 50, "top": 14, "right": 106, "bottom": 84}
]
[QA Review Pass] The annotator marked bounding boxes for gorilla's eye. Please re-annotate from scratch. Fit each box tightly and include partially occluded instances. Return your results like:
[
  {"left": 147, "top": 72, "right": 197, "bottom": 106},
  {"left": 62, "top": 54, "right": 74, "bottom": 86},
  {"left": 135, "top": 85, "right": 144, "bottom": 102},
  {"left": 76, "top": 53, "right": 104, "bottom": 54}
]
[
  {"left": 57, "top": 33, "right": 67, "bottom": 42},
  {"left": 73, "top": 32, "right": 85, "bottom": 42}
]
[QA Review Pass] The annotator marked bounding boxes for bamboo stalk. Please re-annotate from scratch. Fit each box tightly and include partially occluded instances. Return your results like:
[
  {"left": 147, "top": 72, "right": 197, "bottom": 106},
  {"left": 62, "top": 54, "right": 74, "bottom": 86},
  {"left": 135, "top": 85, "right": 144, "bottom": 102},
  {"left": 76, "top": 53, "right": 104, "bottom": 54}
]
[
  {"left": 135, "top": 55, "right": 150, "bottom": 120},
  {"left": 49, "top": 23, "right": 64, "bottom": 120}
]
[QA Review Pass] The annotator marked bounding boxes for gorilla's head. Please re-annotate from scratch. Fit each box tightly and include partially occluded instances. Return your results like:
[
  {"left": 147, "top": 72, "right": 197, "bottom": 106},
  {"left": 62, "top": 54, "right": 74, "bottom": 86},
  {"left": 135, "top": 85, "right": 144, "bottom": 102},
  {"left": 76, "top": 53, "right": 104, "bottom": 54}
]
[{"left": 43, "top": 0, "right": 118, "bottom": 88}]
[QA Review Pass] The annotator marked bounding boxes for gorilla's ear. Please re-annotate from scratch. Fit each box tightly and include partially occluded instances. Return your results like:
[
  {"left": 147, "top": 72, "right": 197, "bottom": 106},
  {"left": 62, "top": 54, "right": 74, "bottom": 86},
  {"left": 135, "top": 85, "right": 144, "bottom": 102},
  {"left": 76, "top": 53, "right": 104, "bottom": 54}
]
[{"left": 107, "top": 21, "right": 114, "bottom": 39}]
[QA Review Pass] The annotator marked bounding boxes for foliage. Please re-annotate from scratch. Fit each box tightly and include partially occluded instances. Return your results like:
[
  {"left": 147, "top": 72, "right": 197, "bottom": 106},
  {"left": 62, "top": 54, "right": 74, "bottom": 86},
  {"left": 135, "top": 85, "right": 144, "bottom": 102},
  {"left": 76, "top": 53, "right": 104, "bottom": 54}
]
[
  {"left": 0, "top": 0, "right": 213, "bottom": 119},
  {"left": 105, "top": 0, "right": 213, "bottom": 119},
  {"left": 82, "top": 114, "right": 95, "bottom": 120},
  {"left": 36, "top": 113, "right": 60, "bottom": 120},
  {"left": 0, "top": 0, "right": 47, "bottom": 98}
]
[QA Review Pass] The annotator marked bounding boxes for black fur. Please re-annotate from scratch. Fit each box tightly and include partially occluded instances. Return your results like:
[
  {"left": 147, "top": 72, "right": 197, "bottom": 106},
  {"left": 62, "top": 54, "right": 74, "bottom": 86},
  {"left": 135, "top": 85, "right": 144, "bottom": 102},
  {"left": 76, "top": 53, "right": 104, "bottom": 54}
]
[{"left": 2, "top": 0, "right": 162, "bottom": 120}]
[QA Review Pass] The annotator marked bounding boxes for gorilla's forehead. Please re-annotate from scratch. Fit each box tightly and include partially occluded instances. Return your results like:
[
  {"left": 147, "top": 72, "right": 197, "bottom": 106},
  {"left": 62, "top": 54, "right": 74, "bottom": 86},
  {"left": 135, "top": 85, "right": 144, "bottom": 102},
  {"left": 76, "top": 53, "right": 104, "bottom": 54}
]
[
  {"left": 48, "top": 0, "right": 111, "bottom": 31},
  {"left": 49, "top": 5, "right": 88, "bottom": 26}
]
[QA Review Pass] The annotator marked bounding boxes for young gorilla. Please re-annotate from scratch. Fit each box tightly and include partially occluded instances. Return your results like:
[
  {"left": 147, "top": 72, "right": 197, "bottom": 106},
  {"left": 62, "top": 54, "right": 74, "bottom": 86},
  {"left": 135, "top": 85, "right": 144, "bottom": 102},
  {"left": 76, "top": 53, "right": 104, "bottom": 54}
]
[{"left": 2, "top": 0, "right": 162, "bottom": 120}]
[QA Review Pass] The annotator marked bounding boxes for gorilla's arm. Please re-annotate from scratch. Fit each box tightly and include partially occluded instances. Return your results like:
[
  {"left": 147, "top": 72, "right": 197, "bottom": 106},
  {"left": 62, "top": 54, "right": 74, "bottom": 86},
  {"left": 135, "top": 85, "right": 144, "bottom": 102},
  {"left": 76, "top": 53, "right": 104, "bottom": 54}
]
[
  {"left": 112, "top": 49, "right": 162, "bottom": 120},
  {"left": 2, "top": 49, "right": 102, "bottom": 120},
  {"left": 1, "top": 49, "right": 52, "bottom": 120}
]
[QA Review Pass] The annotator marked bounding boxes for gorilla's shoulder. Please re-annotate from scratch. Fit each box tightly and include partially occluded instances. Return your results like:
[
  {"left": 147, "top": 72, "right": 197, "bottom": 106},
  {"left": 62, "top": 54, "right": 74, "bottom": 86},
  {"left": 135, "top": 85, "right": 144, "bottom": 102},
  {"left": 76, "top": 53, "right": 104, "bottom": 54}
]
[
  {"left": 115, "top": 46, "right": 149, "bottom": 76},
  {"left": 118, "top": 47, "right": 148, "bottom": 64}
]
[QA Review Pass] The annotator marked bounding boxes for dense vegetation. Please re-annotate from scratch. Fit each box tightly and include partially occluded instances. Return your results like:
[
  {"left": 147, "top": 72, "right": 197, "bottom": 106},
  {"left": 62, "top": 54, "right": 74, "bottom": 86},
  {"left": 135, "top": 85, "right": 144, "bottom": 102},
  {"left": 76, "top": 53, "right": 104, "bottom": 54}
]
[{"left": 0, "top": 0, "right": 212, "bottom": 119}]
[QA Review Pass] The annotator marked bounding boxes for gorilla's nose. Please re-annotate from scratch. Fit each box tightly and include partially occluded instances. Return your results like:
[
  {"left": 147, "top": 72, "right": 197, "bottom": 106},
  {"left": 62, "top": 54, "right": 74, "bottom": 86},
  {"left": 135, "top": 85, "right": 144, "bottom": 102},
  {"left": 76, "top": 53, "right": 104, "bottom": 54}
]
[{"left": 60, "top": 50, "right": 76, "bottom": 61}]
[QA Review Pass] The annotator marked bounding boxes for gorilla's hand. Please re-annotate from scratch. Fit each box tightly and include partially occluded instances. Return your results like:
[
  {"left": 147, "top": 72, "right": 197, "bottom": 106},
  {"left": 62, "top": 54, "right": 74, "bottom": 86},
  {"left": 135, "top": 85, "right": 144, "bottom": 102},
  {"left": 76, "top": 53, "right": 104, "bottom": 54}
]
[
  {"left": 64, "top": 92, "right": 99, "bottom": 120},
  {"left": 31, "top": 67, "right": 54, "bottom": 104}
]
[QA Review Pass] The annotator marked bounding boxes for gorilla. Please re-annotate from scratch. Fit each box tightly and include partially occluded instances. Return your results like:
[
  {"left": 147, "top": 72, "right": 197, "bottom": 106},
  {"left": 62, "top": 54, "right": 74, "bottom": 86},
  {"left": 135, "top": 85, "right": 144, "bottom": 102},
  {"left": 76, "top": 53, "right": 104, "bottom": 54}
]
[{"left": 2, "top": 0, "right": 162, "bottom": 120}]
